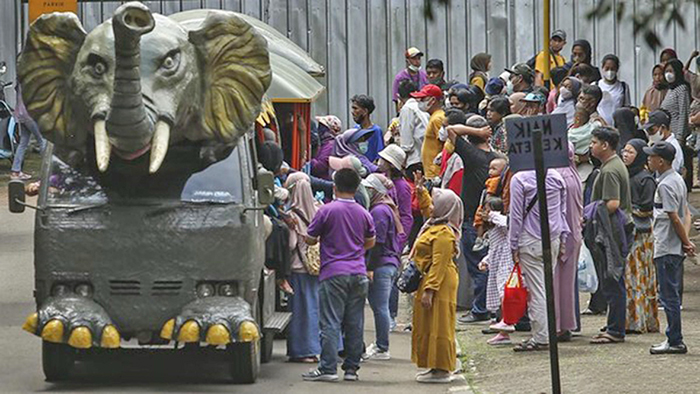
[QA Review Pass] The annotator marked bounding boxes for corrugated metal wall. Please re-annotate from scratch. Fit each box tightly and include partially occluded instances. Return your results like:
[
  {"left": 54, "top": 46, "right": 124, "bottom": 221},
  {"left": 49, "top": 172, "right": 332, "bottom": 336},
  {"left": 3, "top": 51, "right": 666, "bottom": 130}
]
[{"left": 2, "top": 0, "right": 700, "bottom": 129}]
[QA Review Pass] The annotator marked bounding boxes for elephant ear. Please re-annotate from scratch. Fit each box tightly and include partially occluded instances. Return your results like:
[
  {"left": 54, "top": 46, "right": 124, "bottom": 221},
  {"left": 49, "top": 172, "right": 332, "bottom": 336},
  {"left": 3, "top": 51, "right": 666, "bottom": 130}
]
[
  {"left": 189, "top": 11, "right": 272, "bottom": 142},
  {"left": 18, "top": 13, "right": 87, "bottom": 148}
]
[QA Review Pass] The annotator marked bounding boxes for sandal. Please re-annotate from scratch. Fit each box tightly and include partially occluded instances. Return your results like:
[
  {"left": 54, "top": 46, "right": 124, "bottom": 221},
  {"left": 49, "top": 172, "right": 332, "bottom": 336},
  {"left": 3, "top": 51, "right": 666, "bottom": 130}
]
[
  {"left": 590, "top": 332, "right": 625, "bottom": 344},
  {"left": 513, "top": 338, "right": 548, "bottom": 352}
]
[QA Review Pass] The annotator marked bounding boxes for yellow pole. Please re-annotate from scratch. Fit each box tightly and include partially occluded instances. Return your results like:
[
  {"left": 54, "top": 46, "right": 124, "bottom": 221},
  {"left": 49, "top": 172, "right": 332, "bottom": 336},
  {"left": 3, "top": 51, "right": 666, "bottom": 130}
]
[{"left": 543, "top": 0, "right": 551, "bottom": 86}]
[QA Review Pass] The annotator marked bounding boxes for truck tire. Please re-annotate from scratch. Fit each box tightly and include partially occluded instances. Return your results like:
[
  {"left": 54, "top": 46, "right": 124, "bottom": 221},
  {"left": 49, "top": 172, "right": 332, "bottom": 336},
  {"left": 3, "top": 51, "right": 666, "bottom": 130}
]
[
  {"left": 42, "top": 341, "right": 76, "bottom": 382},
  {"left": 228, "top": 340, "right": 260, "bottom": 384},
  {"left": 260, "top": 329, "right": 274, "bottom": 364}
]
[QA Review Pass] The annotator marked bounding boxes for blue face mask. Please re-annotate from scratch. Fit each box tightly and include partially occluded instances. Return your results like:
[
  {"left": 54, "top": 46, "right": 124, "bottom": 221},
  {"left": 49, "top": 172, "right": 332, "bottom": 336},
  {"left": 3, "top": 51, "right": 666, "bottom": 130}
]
[{"left": 358, "top": 142, "right": 369, "bottom": 154}]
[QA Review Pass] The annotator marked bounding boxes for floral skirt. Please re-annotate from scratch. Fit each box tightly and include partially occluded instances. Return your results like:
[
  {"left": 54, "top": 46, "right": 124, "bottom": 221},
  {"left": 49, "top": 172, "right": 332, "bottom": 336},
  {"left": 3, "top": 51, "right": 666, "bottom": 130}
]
[{"left": 625, "top": 231, "right": 659, "bottom": 333}]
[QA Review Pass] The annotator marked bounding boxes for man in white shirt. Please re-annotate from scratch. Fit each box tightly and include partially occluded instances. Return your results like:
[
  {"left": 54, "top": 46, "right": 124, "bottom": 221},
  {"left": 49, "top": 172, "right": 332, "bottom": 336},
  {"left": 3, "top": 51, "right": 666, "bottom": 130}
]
[
  {"left": 644, "top": 110, "right": 684, "bottom": 174},
  {"left": 397, "top": 79, "right": 429, "bottom": 173}
]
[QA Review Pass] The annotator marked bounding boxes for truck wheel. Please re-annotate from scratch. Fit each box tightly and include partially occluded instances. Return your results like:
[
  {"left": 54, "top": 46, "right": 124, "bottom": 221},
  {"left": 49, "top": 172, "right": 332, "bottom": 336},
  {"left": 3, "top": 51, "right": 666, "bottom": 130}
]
[
  {"left": 228, "top": 340, "right": 260, "bottom": 384},
  {"left": 260, "top": 329, "right": 274, "bottom": 364},
  {"left": 42, "top": 341, "right": 76, "bottom": 382}
]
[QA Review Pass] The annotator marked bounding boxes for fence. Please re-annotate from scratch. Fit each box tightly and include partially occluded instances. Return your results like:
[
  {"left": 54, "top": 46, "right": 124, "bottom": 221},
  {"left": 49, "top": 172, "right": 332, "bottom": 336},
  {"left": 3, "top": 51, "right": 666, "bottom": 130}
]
[{"left": 1, "top": 0, "right": 699, "bottom": 128}]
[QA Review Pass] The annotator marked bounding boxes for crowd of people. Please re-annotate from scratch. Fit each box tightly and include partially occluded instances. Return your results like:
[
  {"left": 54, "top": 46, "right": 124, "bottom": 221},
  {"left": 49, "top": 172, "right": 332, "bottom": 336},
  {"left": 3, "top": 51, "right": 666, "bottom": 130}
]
[{"left": 259, "top": 29, "right": 700, "bottom": 384}]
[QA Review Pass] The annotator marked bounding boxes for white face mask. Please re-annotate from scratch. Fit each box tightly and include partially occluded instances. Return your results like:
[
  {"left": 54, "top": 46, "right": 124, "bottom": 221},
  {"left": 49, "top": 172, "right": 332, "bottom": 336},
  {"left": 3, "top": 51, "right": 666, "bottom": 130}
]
[
  {"left": 634, "top": 115, "right": 640, "bottom": 126},
  {"left": 506, "top": 80, "right": 515, "bottom": 95},
  {"left": 418, "top": 99, "right": 430, "bottom": 112},
  {"left": 408, "top": 64, "right": 421, "bottom": 73},
  {"left": 438, "top": 126, "right": 449, "bottom": 142},
  {"left": 665, "top": 72, "right": 676, "bottom": 83},
  {"left": 559, "top": 87, "right": 573, "bottom": 100},
  {"left": 603, "top": 69, "right": 617, "bottom": 81},
  {"left": 647, "top": 130, "right": 663, "bottom": 143}
]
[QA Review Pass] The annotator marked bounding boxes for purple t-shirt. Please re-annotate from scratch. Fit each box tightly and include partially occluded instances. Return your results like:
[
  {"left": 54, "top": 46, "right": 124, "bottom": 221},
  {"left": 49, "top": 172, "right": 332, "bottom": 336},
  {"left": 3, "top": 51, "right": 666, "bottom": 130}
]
[
  {"left": 389, "top": 177, "right": 413, "bottom": 248},
  {"left": 307, "top": 199, "right": 376, "bottom": 281},
  {"left": 392, "top": 69, "right": 429, "bottom": 101},
  {"left": 369, "top": 204, "right": 402, "bottom": 269}
]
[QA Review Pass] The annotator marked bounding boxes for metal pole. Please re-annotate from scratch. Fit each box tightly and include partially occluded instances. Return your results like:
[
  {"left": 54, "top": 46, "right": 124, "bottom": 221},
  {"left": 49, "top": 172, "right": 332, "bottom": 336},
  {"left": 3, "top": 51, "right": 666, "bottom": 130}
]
[
  {"left": 543, "top": 0, "right": 551, "bottom": 86},
  {"left": 533, "top": 128, "right": 561, "bottom": 394}
]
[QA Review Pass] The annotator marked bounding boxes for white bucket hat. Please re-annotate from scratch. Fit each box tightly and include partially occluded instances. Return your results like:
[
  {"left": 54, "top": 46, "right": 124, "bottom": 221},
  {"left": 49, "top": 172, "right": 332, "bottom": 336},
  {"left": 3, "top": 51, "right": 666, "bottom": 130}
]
[{"left": 378, "top": 144, "right": 406, "bottom": 170}]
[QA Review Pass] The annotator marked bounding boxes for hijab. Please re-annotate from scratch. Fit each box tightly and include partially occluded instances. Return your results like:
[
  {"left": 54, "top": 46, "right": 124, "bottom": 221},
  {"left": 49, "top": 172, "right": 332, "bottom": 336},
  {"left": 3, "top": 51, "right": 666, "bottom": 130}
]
[
  {"left": 470, "top": 53, "right": 491, "bottom": 72},
  {"left": 411, "top": 188, "right": 464, "bottom": 259},
  {"left": 613, "top": 107, "right": 639, "bottom": 150},
  {"left": 643, "top": 64, "right": 669, "bottom": 112},
  {"left": 362, "top": 174, "right": 405, "bottom": 235},
  {"left": 572, "top": 39, "right": 593, "bottom": 64},
  {"left": 665, "top": 58, "right": 689, "bottom": 90},
  {"left": 316, "top": 115, "right": 342, "bottom": 144},
  {"left": 284, "top": 172, "right": 320, "bottom": 251},
  {"left": 660, "top": 48, "right": 678, "bottom": 62},
  {"left": 333, "top": 129, "right": 378, "bottom": 173},
  {"left": 625, "top": 138, "right": 649, "bottom": 178}
]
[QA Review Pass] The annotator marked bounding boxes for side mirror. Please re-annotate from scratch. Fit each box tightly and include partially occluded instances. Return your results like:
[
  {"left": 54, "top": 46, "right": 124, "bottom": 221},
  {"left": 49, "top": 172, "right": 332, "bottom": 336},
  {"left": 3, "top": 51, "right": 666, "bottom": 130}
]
[
  {"left": 256, "top": 169, "right": 275, "bottom": 206},
  {"left": 8, "top": 180, "right": 26, "bottom": 213}
]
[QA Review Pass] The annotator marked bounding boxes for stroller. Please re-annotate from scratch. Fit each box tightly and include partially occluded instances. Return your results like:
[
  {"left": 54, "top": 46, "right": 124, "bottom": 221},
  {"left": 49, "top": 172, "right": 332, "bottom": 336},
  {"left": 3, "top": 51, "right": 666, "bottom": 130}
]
[{"left": 0, "top": 61, "right": 20, "bottom": 162}]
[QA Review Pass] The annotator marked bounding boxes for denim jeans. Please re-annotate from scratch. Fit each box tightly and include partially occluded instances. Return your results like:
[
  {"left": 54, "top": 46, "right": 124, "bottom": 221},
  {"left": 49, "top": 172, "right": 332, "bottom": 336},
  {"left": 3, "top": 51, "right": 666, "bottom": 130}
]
[
  {"left": 602, "top": 273, "right": 627, "bottom": 338},
  {"left": 318, "top": 274, "right": 369, "bottom": 374},
  {"left": 367, "top": 264, "right": 397, "bottom": 351},
  {"left": 655, "top": 255, "right": 684, "bottom": 346},
  {"left": 11, "top": 119, "right": 45, "bottom": 172},
  {"left": 462, "top": 220, "right": 488, "bottom": 316}
]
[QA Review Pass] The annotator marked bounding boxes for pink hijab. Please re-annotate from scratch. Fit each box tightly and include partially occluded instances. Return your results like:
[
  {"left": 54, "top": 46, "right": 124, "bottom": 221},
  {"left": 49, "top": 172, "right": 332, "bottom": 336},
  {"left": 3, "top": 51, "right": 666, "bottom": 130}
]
[{"left": 284, "top": 172, "right": 319, "bottom": 231}]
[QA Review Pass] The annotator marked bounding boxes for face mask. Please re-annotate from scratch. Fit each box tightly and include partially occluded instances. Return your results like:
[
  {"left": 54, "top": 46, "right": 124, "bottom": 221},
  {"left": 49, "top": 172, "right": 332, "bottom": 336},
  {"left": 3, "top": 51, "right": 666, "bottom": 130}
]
[
  {"left": 408, "top": 64, "right": 421, "bottom": 73},
  {"left": 418, "top": 99, "right": 430, "bottom": 112},
  {"left": 634, "top": 115, "right": 640, "bottom": 126},
  {"left": 438, "top": 126, "right": 449, "bottom": 142},
  {"left": 358, "top": 142, "right": 369, "bottom": 154},
  {"left": 603, "top": 70, "right": 617, "bottom": 81},
  {"left": 647, "top": 130, "right": 663, "bottom": 143},
  {"left": 506, "top": 80, "right": 515, "bottom": 95},
  {"left": 559, "top": 87, "right": 573, "bottom": 100},
  {"left": 665, "top": 72, "right": 676, "bottom": 83}
]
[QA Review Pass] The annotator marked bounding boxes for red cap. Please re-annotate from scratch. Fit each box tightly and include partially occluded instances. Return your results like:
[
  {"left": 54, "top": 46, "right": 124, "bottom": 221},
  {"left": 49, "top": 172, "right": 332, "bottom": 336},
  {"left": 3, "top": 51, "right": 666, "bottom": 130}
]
[{"left": 410, "top": 84, "right": 443, "bottom": 99}]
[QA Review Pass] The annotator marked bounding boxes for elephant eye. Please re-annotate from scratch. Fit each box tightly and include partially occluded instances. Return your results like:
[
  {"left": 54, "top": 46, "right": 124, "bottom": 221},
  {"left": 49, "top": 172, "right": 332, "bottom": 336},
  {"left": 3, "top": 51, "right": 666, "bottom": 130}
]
[
  {"left": 87, "top": 54, "right": 108, "bottom": 78},
  {"left": 160, "top": 51, "right": 180, "bottom": 72},
  {"left": 94, "top": 62, "right": 106, "bottom": 75}
]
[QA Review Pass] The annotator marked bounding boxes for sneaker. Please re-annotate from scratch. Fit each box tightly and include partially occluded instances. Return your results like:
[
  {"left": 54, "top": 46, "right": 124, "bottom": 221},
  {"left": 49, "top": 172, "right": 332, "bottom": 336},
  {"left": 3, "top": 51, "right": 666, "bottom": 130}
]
[
  {"left": 389, "top": 318, "right": 398, "bottom": 332},
  {"left": 362, "top": 343, "right": 391, "bottom": 361},
  {"left": 416, "top": 369, "right": 434, "bottom": 377},
  {"left": 489, "top": 321, "right": 516, "bottom": 333},
  {"left": 650, "top": 340, "right": 688, "bottom": 355},
  {"left": 416, "top": 370, "right": 452, "bottom": 383},
  {"left": 487, "top": 332, "right": 512, "bottom": 345},
  {"left": 10, "top": 172, "right": 31, "bottom": 181},
  {"left": 344, "top": 370, "right": 359, "bottom": 381},
  {"left": 302, "top": 369, "right": 339, "bottom": 382},
  {"left": 458, "top": 312, "right": 490, "bottom": 324}
]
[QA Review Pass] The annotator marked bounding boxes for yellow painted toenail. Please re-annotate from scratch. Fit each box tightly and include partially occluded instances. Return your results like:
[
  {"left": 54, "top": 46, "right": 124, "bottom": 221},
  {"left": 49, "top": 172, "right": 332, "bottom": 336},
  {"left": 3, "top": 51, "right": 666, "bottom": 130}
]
[
  {"left": 177, "top": 320, "right": 200, "bottom": 342},
  {"left": 22, "top": 313, "right": 38, "bottom": 334},
  {"left": 68, "top": 326, "right": 92, "bottom": 349},
  {"left": 160, "top": 319, "right": 175, "bottom": 340},
  {"left": 205, "top": 324, "right": 230, "bottom": 345},
  {"left": 238, "top": 321, "right": 259, "bottom": 342},
  {"left": 101, "top": 325, "right": 120, "bottom": 348},
  {"left": 41, "top": 320, "right": 64, "bottom": 343}
]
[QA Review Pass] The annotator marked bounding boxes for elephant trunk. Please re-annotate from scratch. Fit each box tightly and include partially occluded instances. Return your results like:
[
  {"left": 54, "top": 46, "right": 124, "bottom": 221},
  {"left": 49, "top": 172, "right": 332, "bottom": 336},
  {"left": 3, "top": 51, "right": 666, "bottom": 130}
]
[{"left": 105, "top": 2, "right": 155, "bottom": 156}]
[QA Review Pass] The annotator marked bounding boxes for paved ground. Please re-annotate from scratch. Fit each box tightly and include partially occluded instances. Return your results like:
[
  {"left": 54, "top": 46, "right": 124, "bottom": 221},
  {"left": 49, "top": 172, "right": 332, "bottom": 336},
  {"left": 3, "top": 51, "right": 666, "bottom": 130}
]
[
  {"left": 0, "top": 155, "right": 470, "bottom": 393},
  {"left": 457, "top": 192, "right": 700, "bottom": 394}
]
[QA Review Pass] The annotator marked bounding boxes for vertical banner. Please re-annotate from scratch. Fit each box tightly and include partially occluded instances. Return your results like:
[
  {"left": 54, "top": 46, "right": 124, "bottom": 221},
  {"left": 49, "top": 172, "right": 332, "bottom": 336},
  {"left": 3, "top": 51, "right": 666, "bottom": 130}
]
[{"left": 29, "top": 0, "right": 78, "bottom": 23}]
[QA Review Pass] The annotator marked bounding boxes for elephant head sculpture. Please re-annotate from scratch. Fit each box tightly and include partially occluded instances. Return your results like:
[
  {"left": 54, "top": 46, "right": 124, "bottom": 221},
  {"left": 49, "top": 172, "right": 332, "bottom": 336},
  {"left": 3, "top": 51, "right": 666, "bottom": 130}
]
[{"left": 18, "top": 2, "right": 271, "bottom": 173}]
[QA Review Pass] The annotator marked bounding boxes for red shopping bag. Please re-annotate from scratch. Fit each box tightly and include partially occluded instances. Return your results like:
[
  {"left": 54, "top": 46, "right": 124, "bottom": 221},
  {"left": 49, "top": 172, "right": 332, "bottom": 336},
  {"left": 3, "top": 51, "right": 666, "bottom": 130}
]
[{"left": 502, "top": 263, "right": 528, "bottom": 325}]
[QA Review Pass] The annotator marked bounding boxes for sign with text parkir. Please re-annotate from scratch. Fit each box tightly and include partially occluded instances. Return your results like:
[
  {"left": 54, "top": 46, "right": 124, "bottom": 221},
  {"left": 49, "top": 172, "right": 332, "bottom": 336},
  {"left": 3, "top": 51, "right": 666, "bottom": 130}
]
[
  {"left": 29, "top": 0, "right": 78, "bottom": 23},
  {"left": 506, "top": 113, "right": 569, "bottom": 173}
]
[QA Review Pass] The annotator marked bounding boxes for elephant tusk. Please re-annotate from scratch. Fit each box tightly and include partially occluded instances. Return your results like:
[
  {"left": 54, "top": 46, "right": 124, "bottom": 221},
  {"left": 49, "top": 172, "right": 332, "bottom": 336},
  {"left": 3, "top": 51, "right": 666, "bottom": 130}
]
[
  {"left": 94, "top": 119, "right": 111, "bottom": 172},
  {"left": 149, "top": 120, "right": 170, "bottom": 174}
]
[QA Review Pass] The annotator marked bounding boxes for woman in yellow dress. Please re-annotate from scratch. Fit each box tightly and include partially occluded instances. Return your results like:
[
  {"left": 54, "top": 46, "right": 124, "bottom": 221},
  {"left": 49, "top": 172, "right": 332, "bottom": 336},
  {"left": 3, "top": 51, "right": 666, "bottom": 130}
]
[{"left": 411, "top": 176, "right": 463, "bottom": 384}]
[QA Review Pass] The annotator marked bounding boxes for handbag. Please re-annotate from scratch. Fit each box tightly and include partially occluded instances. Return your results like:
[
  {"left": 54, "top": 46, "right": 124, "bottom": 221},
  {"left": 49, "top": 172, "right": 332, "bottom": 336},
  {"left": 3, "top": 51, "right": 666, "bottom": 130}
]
[
  {"left": 502, "top": 263, "right": 528, "bottom": 325},
  {"left": 397, "top": 260, "right": 423, "bottom": 294},
  {"left": 291, "top": 208, "right": 320, "bottom": 276},
  {"left": 577, "top": 244, "right": 599, "bottom": 293}
]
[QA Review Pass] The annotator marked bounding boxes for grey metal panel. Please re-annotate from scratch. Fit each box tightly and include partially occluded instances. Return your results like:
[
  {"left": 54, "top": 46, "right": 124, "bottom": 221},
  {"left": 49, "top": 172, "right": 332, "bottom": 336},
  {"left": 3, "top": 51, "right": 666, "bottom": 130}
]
[
  {"left": 163, "top": 0, "right": 182, "bottom": 14},
  {"left": 425, "top": 0, "right": 448, "bottom": 66},
  {"left": 81, "top": 1, "right": 102, "bottom": 31},
  {"left": 308, "top": 0, "right": 329, "bottom": 116},
  {"left": 346, "top": 0, "right": 368, "bottom": 119},
  {"left": 595, "top": 0, "right": 616, "bottom": 64},
  {"left": 368, "top": 0, "right": 390, "bottom": 127},
  {"left": 407, "top": 0, "right": 426, "bottom": 56},
  {"left": 488, "top": 0, "right": 509, "bottom": 80},
  {"left": 288, "top": 0, "right": 309, "bottom": 51},
  {"left": 142, "top": 1, "right": 163, "bottom": 13},
  {"left": 617, "top": 0, "right": 637, "bottom": 103},
  {"left": 327, "top": 0, "right": 348, "bottom": 125},
  {"left": 222, "top": 0, "right": 243, "bottom": 12},
  {"left": 512, "top": 0, "right": 536, "bottom": 68},
  {"left": 101, "top": 2, "right": 123, "bottom": 20},
  {"left": 241, "top": 0, "right": 261, "bottom": 18},
  {"left": 554, "top": 0, "right": 575, "bottom": 42},
  {"left": 636, "top": 0, "right": 657, "bottom": 110},
  {"left": 447, "top": 0, "right": 468, "bottom": 83},
  {"left": 575, "top": 0, "right": 596, "bottom": 62},
  {"left": 675, "top": 2, "right": 695, "bottom": 66},
  {"left": 0, "top": 0, "right": 18, "bottom": 105},
  {"left": 267, "top": 0, "right": 289, "bottom": 38},
  {"left": 468, "top": 0, "right": 488, "bottom": 56},
  {"left": 387, "top": 0, "right": 407, "bottom": 97}
]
